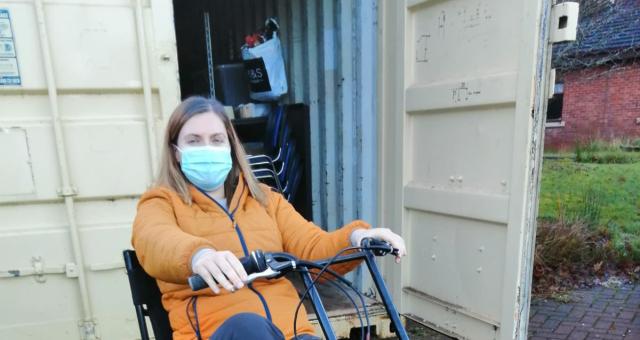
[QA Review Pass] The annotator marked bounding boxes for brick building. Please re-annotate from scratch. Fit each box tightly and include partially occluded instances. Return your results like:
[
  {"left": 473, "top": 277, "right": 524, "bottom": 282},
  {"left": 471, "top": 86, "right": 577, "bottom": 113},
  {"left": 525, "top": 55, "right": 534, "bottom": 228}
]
[{"left": 544, "top": 1, "right": 640, "bottom": 150}]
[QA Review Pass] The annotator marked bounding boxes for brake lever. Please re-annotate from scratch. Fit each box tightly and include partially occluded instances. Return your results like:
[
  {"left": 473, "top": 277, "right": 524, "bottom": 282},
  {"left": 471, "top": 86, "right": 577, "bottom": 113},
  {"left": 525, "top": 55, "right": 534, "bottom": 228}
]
[
  {"left": 245, "top": 267, "right": 280, "bottom": 284},
  {"left": 245, "top": 253, "right": 298, "bottom": 283}
]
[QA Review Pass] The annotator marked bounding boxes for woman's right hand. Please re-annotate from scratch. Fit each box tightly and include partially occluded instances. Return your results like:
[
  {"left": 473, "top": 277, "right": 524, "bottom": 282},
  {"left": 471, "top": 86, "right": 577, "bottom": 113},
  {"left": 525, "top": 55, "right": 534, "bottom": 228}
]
[{"left": 191, "top": 248, "right": 248, "bottom": 294}]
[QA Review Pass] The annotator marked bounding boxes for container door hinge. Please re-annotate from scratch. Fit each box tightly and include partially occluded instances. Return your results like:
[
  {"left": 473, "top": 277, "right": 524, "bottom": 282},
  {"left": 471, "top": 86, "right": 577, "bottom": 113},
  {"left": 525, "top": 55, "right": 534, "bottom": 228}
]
[
  {"left": 548, "top": 68, "right": 556, "bottom": 99},
  {"left": 550, "top": 2, "right": 579, "bottom": 43},
  {"left": 57, "top": 186, "right": 78, "bottom": 197},
  {"left": 78, "top": 320, "right": 99, "bottom": 340}
]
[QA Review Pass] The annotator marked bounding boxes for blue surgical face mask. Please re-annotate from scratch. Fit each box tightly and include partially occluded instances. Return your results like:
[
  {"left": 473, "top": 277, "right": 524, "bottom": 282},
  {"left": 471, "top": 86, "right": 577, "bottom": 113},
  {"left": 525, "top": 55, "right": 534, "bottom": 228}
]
[{"left": 177, "top": 145, "right": 232, "bottom": 191}]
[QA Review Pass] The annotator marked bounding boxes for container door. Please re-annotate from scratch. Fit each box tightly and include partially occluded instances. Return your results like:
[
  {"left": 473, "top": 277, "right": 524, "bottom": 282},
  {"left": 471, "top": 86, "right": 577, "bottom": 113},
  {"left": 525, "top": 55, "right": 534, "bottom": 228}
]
[
  {"left": 0, "top": 0, "right": 179, "bottom": 339},
  {"left": 378, "top": 0, "right": 553, "bottom": 339}
]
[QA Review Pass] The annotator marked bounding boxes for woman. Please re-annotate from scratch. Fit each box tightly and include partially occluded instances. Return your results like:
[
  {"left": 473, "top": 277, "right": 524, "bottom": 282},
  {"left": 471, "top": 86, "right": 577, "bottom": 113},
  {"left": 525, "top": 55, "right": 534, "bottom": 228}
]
[{"left": 132, "top": 96, "right": 406, "bottom": 340}]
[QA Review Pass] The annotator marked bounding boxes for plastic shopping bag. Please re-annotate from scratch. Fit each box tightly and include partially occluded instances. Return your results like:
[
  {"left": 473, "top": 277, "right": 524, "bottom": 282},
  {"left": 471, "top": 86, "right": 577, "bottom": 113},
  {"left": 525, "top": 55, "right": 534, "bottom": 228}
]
[{"left": 242, "top": 33, "right": 288, "bottom": 101}]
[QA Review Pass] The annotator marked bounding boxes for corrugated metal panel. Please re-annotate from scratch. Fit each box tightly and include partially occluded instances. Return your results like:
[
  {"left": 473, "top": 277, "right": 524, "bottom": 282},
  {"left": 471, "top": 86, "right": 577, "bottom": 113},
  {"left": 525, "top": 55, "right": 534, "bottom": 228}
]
[
  {"left": 281, "top": 0, "right": 378, "bottom": 230},
  {"left": 205, "top": 0, "right": 377, "bottom": 229}
]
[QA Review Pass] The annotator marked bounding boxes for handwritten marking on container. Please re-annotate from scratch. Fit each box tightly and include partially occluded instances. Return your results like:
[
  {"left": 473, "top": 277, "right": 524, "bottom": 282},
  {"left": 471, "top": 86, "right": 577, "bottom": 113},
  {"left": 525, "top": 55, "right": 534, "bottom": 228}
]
[
  {"left": 451, "top": 82, "right": 481, "bottom": 103},
  {"left": 438, "top": 11, "right": 446, "bottom": 37},
  {"left": 458, "top": 2, "right": 492, "bottom": 30},
  {"left": 416, "top": 34, "right": 431, "bottom": 63}
]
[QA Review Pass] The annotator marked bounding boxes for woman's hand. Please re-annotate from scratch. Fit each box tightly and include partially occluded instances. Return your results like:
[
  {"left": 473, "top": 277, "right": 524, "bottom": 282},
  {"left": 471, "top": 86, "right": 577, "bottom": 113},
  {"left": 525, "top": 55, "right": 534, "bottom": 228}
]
[
  {"left": 350, "top": 228, "right": 407, "bottom": 263},
  {"left": 191, "top": 248, "right": 248, "bottom": 294}
]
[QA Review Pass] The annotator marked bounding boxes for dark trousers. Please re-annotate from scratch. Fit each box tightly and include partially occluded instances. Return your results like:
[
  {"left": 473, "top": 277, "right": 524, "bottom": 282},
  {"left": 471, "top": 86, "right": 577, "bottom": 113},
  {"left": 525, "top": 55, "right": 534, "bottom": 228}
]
[{"left": 209, "top": 313, "right": 320, "bottom": 340}]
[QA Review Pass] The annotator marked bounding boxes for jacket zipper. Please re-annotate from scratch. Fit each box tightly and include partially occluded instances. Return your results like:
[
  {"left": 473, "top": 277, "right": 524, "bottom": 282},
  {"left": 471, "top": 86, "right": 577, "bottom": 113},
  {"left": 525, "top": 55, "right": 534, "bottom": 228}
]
[{"left": 198, "top": 187, "right": 273, "bottom": 321}]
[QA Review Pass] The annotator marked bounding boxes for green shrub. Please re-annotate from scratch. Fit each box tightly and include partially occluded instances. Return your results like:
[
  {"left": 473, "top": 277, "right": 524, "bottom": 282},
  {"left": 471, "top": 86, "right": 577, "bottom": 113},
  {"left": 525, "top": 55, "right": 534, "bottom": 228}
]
[
  {"left": 553, "top": 185, "right": 603, "bottom": 227},
  {"left": 533, "top": 220, "right": 616, "bottom": 294},
  {"left": 609, "top": 223, "right": 640, "bottom": 264},
  {"left": 575, "top": 140, "right": 640, "bottom": 164},
  {"left": 575, "top": 187, "right": 602, "bottom": 227}
]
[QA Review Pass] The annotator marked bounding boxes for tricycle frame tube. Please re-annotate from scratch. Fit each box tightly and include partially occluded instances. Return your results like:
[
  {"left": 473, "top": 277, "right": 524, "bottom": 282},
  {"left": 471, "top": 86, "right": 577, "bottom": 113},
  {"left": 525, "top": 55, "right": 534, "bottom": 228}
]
[
  {"left": 363, "top": 252, "right": 409, "bottom": 340},
  {"left": 298, "top": 268, "right": 336, "bottom": 340}
]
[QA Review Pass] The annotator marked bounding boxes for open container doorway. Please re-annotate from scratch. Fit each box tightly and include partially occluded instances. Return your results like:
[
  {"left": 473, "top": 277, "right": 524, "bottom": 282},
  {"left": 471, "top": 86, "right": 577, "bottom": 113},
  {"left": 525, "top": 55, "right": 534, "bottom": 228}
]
[
  {"left": 171, "top": 1, "right": 384, "bottom": 337},
  {"left": 172, "top": 0, "right": 379, "bottom": 232}
]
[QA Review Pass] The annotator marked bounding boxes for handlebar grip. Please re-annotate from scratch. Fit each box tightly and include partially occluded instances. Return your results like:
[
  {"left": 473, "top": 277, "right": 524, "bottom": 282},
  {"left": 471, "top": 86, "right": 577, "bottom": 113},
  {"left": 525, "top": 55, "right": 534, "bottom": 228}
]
[
  {"left": 188, "top": 250, "right": 266, "bottom": 291},
  {"left": 361, "top": 238, "right": 397, "bottom": 256},
  {"left": 188, "top": 273, "right": 210, "bottom": 291}
]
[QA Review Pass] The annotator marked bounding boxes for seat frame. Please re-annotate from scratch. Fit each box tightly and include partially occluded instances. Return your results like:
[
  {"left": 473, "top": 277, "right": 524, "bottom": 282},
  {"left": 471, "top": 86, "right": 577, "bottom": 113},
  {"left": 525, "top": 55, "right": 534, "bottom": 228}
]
[{"left": 123, "top": 250, "right": 173, "bottom": 340}]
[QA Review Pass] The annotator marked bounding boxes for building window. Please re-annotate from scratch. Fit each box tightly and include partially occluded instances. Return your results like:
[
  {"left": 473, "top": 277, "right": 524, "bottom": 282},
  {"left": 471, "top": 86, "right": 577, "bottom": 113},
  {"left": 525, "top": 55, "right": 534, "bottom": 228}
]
[{"left": 547, "top": 83, "right": 564, "bottom": 122}]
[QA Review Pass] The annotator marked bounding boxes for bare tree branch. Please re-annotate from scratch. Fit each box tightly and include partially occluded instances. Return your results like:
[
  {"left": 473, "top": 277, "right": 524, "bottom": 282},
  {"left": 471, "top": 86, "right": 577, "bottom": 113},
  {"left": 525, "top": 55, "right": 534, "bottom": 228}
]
[{"left": 553, "top": 0, "right": 640, "bottom": 74}]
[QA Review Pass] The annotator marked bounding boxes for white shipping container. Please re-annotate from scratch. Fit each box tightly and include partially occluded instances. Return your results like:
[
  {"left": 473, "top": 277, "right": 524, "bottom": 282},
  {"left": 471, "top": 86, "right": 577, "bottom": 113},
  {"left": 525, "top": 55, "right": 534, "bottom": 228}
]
[{"left": 0, "top": 0, "right": 577, "bottom": 339}]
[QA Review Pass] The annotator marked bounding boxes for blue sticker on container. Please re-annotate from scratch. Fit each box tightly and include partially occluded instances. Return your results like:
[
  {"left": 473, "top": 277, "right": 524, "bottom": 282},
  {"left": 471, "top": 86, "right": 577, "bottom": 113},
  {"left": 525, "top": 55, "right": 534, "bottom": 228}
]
[{"left": 0, "top": 9, "right": 21, "bottom": 86}]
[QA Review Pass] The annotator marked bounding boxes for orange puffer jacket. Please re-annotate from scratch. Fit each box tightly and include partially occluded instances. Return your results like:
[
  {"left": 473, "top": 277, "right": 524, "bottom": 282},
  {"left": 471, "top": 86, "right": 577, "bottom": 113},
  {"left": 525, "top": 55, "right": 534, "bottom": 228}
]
[{"left": 131, "top": 178, "right": 369, "bottom": 340}]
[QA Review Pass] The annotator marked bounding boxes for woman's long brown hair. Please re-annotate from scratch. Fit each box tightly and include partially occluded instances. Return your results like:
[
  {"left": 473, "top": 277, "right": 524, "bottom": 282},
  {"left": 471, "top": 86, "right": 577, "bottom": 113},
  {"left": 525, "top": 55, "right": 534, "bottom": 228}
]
[{"left": 155, "top": 96, "right": 268, "bottom": 206}]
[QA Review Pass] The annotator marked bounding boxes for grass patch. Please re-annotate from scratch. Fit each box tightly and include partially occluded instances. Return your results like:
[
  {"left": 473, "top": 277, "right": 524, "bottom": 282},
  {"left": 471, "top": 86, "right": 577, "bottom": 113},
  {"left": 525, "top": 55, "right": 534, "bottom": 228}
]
[
  {"left": 538, "top": 158, "right": 640, "bottom": 263},
  {"left": 535, "top": 154, "right": 640, "bottom": 294}
]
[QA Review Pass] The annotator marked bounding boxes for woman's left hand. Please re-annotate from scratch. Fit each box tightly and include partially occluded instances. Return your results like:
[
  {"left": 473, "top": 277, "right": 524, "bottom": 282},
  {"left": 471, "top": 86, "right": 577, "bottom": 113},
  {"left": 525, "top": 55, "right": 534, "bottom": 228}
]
[{"left": 350, "top": 228, "right": 407, "bottom": 263}]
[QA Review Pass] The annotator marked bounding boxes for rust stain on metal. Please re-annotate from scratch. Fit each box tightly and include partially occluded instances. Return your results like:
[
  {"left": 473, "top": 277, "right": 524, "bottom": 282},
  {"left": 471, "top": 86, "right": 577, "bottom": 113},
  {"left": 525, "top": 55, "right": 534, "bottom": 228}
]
[
  {"left": 405, "top": 313, "right": 470, "bottom": 340},
  {"left": 403, "top": 286, "right": 500, "bottom": 328},
  {"left": 404, "top": 286, "right": 465, "bottom": 311}
]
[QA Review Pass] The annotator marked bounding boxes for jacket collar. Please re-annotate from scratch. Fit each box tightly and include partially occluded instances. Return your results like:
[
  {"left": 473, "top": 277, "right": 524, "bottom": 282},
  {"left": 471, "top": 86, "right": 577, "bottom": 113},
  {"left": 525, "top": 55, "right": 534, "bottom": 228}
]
[{"left": 189, "top": 174, "right": 249, "bottom": 216}]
